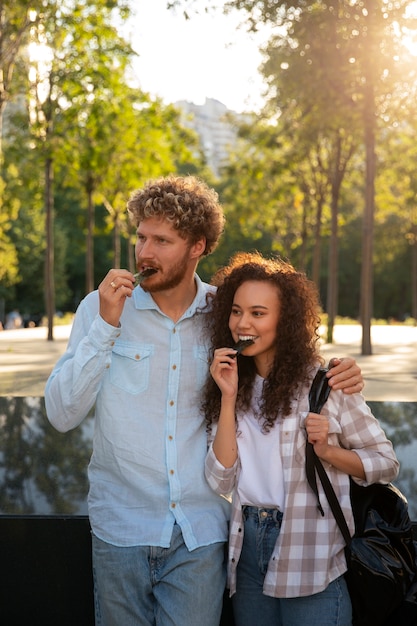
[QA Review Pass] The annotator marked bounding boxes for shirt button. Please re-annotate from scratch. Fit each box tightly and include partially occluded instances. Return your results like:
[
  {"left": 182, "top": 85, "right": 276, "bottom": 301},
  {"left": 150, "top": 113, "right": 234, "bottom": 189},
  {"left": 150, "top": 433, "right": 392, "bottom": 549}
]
[
  {"left": 172, "top": 364, "right": 177, "bottom": 370},
  {"left": 135, "top": 354, "right": 140, "bottom": 360},
  {"left": 169, "top": 400, "right": 174, "bottom": 406},
  {"left": 105, "top": 364, "right": 110, "bottom": 369},
  {"left": 170, "top": 469, "right": 174, "bottom": 475},
  {"left": 171, "top": 503, "right": 176, "bottom": 508},
  {"left": 168, "top": 435, "right": 173, "bottom": 441},
  {"left": 173, "top": 328, "right": 176, "bottom": 334},
  {"left": 110, "top": 341, "right": 115, "bottom": 346}
]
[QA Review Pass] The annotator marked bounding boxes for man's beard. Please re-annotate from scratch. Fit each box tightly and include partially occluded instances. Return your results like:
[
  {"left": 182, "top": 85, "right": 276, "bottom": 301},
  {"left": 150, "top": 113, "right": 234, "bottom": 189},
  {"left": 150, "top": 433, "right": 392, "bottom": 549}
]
[{"left": 140, "top": 248, "right": 191, "bottom": 294}]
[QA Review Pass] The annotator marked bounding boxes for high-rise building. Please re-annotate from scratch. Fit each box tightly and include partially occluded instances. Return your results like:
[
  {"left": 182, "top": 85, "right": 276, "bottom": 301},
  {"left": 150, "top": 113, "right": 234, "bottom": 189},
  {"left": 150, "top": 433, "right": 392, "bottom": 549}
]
[{"left": 175, "top": 97, "right": 241, "bottom": 177}]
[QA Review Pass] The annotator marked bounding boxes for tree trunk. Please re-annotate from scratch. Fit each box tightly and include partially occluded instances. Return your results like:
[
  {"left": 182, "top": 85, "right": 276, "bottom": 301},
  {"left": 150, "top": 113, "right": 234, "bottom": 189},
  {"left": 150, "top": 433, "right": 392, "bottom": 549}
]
[
  {"left": 298, "top": 183, "right": 309, "bottom": 272},
  {"left": 0, "top": 100, "right": 4, "bottom": 167},
  {"left": 326, "top": 142, "right": 341, "bottom": 345},
  {"left": 45, "top": 156, "right": 55, "bottom": 341},
  {"left": 411, "top": 223, "right": 417, "bottom": 323},
  {"left": 85, "top": 187, "right": 94, "bottom": 295},
  {"left": 360, "top": 5, "right": 376, "bottom": 356},
  {"left": 360, "top": 106, "right": 375, "bottom": 355},
  {"left": 326, "top": 133, "right": 353, "bottom": 344},
  {"left": 113, "top": 214, "right": 121, "bottom": 268},
  {"left": 127, "top": 221, "right": 135, "bottom": 273},
  {"left": 311, "top": 199, "right": 323, "bottom": 289}
]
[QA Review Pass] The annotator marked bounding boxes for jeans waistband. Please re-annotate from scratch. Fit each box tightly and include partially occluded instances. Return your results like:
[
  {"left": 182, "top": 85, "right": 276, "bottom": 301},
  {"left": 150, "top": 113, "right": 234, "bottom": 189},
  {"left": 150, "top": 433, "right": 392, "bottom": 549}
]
[{"left": 242, "top": 505, "right": 283, "bottom": 523}]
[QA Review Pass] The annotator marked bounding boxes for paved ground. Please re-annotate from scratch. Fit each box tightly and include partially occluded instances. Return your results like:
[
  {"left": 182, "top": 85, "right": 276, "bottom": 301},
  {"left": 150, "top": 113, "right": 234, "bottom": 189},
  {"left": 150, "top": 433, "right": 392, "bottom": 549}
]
[
  {"left": 0, "top": 323, "right": 416, "bottom": 400},
  {"left": 0, "top": 325, "right": 72, "bottom": 397},
  {"left": 319, "top": 324, "right": 417, "bottom": 402}
]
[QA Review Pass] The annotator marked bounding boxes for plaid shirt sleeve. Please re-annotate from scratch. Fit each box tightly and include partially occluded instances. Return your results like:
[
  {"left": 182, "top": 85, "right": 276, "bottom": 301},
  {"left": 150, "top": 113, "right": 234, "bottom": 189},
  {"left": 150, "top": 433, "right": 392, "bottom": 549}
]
[
  {"left": 205, "top": 442, "right": 238, "bottom": 497},
  {"left": 328, "top": 390, "right": 400, "bottom": 484}
]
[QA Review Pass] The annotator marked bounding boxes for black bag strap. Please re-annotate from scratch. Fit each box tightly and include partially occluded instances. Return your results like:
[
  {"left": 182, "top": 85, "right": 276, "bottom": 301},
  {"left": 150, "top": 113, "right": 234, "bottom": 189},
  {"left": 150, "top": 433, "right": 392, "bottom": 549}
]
[
  {"left": 306, "top": 369, "right": 332, "bottom": 517},
  {"left": 306, "top": 369, "right": 352, "bottom": 545},
  {"left": 311, "top": 450, "right": 352, "bottom": 545},
  {"left": 308, "top": 368, "right": 332, "bottom": 415}
]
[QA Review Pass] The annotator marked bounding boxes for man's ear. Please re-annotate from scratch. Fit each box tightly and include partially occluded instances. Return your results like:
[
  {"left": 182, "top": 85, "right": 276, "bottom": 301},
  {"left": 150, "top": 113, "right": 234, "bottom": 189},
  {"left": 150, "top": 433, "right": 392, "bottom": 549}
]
[{"left": 190, "top": 238, "right": 206, "bottom": 259}]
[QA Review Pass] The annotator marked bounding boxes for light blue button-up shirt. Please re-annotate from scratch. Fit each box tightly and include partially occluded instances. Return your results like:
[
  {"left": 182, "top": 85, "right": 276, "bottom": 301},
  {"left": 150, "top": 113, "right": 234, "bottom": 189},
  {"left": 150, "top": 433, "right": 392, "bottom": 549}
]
[{"left": 45, "top": 275, "right": 230, "bottom": 549}]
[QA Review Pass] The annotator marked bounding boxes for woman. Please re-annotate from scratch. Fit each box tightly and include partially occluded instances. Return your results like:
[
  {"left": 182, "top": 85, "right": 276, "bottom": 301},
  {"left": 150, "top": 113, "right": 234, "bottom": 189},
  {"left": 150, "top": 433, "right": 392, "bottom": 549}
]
[{"left": 203, "top": 252, "right": 399, "bottom": 626}]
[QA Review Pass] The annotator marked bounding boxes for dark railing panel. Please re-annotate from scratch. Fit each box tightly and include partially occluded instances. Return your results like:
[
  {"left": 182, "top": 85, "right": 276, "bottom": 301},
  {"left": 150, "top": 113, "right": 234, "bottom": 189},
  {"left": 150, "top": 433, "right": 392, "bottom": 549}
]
[{"left": 0, "top": 516, "right": 94, "bottom": 626}]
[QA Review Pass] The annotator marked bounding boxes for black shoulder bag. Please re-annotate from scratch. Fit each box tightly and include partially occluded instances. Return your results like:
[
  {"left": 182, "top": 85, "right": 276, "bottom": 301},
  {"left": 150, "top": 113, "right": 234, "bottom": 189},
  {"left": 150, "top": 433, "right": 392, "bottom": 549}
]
[{"left": 306, "top": 368, "right": 417, "bottom": 626}]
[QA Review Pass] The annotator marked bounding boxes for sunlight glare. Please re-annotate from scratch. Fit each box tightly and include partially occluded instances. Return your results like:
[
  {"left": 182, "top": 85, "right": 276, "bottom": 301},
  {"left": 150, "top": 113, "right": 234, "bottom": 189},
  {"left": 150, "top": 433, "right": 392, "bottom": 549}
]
[
  {"left": 27, "top": 42, "right": 53, "bottom": 64},
  {"left": 27, "top": 40, "right": 54, "bottom": 108},
  {"left": 401, "top": 1, "right": 417, "bottom": 56}
]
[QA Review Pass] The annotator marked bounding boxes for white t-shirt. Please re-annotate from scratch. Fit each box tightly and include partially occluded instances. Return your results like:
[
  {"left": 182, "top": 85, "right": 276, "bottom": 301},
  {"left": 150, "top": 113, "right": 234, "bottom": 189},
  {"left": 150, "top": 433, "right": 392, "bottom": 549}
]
[{"left": 236, "top": 375, "right": 285, "bottom": 510}]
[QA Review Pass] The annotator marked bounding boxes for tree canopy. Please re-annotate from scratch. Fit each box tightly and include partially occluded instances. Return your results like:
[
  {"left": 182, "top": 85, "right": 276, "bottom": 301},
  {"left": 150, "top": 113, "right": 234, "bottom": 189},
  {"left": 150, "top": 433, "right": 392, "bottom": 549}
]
[{"left": 1, "top": 0, "right": 417, "bottom": 343}]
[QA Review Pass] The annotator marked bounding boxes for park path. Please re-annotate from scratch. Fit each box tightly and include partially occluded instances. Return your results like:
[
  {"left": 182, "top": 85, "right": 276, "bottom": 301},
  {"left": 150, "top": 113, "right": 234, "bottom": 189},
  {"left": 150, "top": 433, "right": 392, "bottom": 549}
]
[{"left": 0, "top": 323, "right": 416, "bottom": 400}]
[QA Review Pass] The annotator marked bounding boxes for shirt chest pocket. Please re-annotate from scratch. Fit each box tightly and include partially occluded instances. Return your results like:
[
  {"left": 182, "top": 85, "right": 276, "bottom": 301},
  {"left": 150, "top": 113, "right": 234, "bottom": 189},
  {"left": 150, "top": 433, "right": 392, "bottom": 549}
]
[{"left": 110, "top": 343, "right": 154, "bottom": 395}]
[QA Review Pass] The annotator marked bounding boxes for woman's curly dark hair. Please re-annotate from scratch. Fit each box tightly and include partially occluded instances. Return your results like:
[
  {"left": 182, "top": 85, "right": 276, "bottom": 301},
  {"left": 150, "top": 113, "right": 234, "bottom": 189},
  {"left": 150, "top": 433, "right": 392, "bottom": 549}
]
[
  {"left": 202, "top": 252, "right": 324, "bottom": 432},
  {"left": 127, "top": 175, "right": 225, "bottom": 257}
]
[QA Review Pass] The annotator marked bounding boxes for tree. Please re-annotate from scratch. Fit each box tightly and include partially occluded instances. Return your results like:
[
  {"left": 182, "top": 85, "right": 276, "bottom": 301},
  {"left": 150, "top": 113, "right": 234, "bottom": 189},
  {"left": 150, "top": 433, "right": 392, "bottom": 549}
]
[
  {"left": 95, "top": 96, "right": 202, "bottom": 271},
  {"left": 1, "top": 1, "right": 205, "bottom": 320},
  {"left": 26, "top": 0, "right": 133, "bottom": 338},
  {"left": 218, "top": 118, "right": 305, "bottom": 259},
  {"left": 0, "top": 2, "right": 43, "bottom": 305},
  {"left": 219, "top": 0, "right": 417, "bottom": 352},
  {"left": 374, "top": 119, "right": 417, "bottom": 321},
  {"left": 326, "top": 132, "right": 356, "bottom": 342},
  {"left": 0, "top": 1, "right": 43, "bottom": 160}
]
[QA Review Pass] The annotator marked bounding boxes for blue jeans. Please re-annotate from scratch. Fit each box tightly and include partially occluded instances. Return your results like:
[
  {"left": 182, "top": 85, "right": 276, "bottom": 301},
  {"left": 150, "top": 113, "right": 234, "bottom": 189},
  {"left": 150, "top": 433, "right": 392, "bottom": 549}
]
[
  {"left": 92, "top": 524, "right": 226, "bottom": 626},
  {"left": 232, "top": 506, "right": 352, "bottom": 626}
]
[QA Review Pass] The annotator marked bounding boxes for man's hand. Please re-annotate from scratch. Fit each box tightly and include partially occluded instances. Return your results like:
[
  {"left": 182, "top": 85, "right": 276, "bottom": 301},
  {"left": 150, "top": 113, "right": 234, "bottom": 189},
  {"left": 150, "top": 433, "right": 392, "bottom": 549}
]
[
  {"left": 326, "top": 357, "right": 364, "bottom": 394},
  {"left": 98, "top": 269, "right": 135, "bottom": 327}
]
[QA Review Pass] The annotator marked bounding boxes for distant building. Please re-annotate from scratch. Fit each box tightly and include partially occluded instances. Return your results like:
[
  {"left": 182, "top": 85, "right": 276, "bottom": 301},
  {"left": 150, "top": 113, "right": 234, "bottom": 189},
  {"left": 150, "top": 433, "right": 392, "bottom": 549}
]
[{"left": 175, "top": 97, "right": 242, "bottom": 177}]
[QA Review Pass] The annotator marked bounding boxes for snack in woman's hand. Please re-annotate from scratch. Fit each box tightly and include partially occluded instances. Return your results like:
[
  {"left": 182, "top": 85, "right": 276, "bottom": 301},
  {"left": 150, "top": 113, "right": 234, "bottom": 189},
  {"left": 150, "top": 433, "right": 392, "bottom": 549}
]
[{"left": 232, "top": 338, "right": 255, "bottom": 357}]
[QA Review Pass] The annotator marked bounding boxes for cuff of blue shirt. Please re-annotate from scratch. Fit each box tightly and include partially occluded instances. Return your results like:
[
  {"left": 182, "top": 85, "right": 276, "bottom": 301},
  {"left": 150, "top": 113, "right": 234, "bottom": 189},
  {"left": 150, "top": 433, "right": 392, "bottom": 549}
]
[{"left": 88, "top": 314, "right": 121, "bottom": 350}]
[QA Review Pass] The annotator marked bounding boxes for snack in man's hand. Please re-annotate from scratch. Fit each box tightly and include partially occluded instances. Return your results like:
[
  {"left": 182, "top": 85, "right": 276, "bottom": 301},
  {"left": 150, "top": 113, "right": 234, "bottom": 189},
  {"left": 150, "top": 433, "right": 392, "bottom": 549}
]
[{"left": 133, "top": 268, "right": 157, "bottom": 286}]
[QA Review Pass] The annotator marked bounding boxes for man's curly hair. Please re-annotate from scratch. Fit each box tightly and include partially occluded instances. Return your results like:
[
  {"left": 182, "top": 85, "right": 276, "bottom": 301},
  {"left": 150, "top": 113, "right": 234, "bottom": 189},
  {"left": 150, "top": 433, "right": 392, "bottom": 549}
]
[
  {"left": 202, "top": 252, "right": 324, "bottom": 432},
  {"left": 127, "top": 175, "right": 225, "bottom": 257}
]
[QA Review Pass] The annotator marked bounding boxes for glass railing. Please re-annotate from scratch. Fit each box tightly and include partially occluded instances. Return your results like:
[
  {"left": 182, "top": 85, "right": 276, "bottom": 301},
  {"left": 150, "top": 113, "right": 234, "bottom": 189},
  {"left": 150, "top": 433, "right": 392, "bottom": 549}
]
[
  {"left": 1, "top": 396, "right": 416, "bottom": 519},
  {"left": 1, "top": 396, "right": 416, "bottom": 625}
]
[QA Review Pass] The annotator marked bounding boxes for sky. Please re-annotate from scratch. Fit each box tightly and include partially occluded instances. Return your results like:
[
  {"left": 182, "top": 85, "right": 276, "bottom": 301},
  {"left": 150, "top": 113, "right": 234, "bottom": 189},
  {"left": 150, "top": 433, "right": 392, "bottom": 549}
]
[
  {"left": 123, "top": 2, "right": 417, "bottom": 114},
  {"left": 124, "top": 1, "right": 269, "bottom": 113}
]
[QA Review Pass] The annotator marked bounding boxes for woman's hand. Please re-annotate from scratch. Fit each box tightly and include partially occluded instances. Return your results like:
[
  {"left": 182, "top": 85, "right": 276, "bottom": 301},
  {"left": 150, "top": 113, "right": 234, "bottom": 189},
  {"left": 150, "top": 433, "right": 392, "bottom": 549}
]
[
  {"left": 305, "top": 412, "right": 366, "bottom": 478},
  {"left": 305, "top": 412, "right": 329, "bottom": 458},
  {"left": 210, "top": 348, "right": 239, "bottom": 467},
  {"left": 210, "top": 348, "right": 239, "bottom": 399}
]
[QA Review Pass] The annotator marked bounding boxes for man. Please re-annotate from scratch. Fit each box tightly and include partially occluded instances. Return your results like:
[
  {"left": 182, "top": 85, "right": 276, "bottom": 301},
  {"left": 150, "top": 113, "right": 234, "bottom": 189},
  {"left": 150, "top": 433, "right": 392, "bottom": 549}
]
[{"left": 45, "top": 175, "right": 363, "bottom": 626}]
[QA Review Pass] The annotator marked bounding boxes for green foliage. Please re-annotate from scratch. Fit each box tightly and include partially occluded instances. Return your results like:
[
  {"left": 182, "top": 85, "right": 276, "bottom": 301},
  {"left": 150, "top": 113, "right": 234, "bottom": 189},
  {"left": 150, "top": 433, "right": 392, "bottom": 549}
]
[
  {"left": 0, "top": 172, "right": 19, "bottom": 290},
  {"left": 1, "top": 0, "right": 417, "bottom": 327},
  {"left": 0, "top": 0, "right": 204, "bottom": 317}
]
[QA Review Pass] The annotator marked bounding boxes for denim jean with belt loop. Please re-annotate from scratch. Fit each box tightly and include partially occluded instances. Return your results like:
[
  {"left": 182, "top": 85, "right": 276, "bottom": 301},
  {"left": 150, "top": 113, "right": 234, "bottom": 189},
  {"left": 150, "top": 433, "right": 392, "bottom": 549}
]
[{"left": 232, "top": 505, "right": 352, "bottom": 626}]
